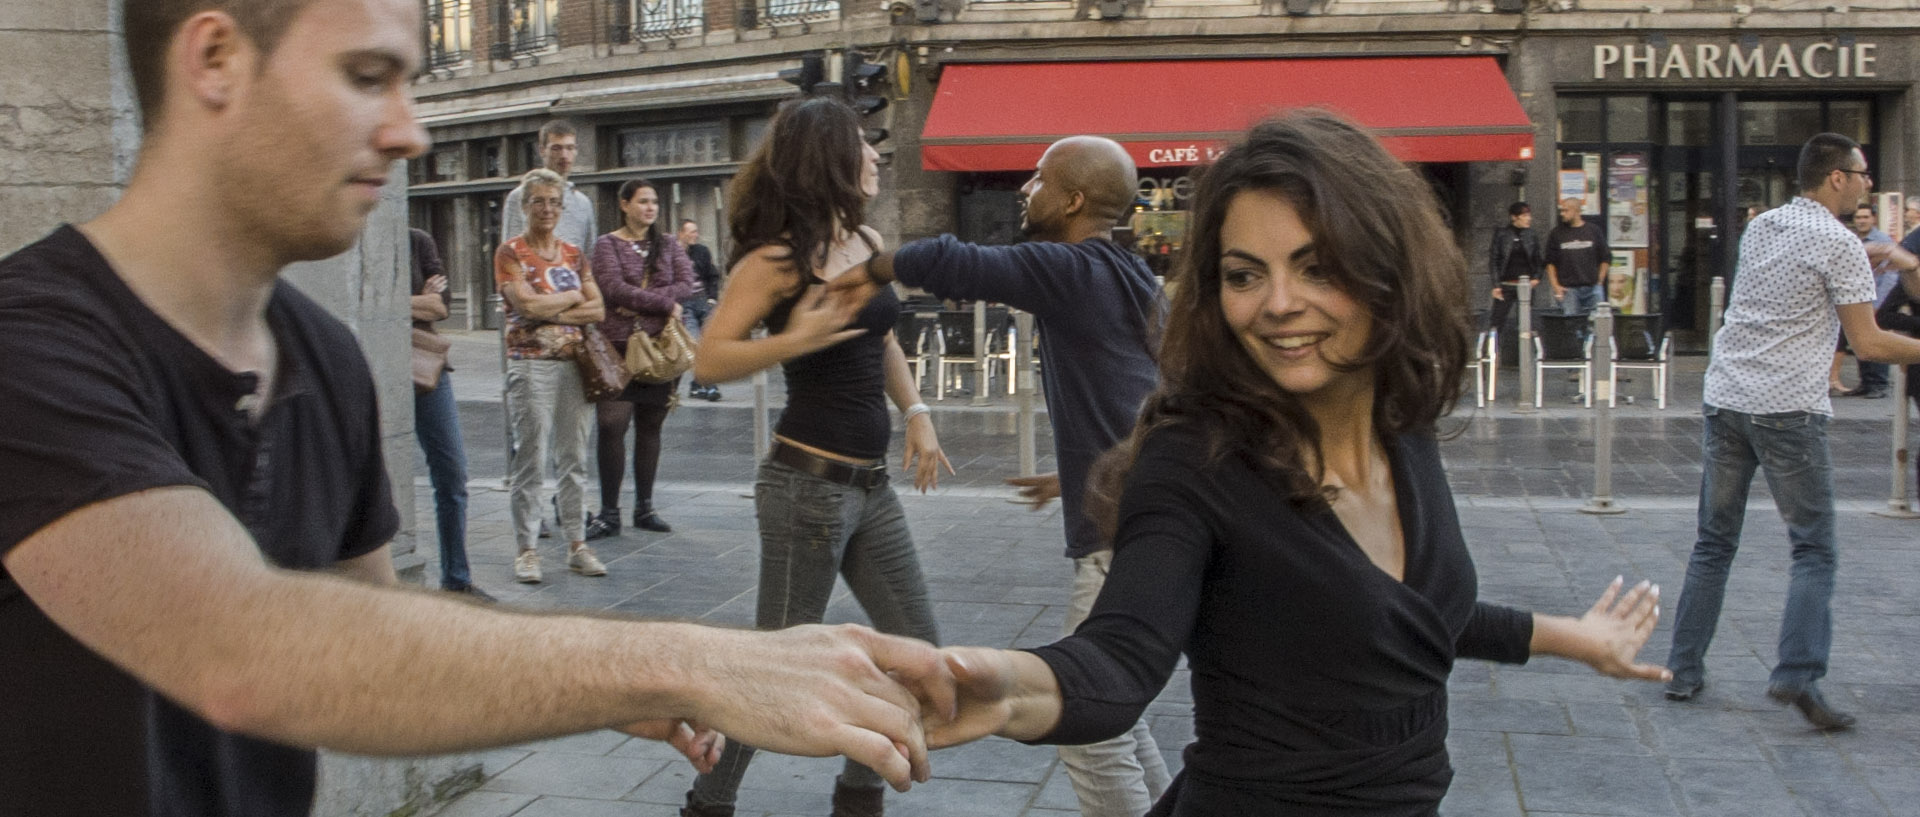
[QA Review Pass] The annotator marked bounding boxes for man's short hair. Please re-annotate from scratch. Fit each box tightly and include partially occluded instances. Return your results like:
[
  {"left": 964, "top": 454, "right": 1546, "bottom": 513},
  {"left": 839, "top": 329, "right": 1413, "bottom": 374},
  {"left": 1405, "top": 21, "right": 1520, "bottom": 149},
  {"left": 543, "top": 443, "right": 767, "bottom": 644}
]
[
  {"left": 125, "top": 0, "right": 312, "bottom": 133},
  {"left": 538, "top": 120, "right": 578, "bottom": 148},
  {"left": 1507, "top": 202, "right": 1531, "bottom": 218},
  {"left": 1855, "top": 204, "right": 1875, "bottom": 216},
  {"left": 1797, "top": 133, "right": 1862, "bottom": 192},
  {"left": 679, "top": 219, "right": 699, "bottom": 230}
]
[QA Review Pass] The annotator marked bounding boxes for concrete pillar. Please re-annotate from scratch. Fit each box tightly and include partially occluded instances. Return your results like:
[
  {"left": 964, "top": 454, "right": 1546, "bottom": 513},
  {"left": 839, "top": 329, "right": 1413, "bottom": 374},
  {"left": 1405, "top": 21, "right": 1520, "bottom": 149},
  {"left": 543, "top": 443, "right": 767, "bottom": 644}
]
[{"left": 1, "top": 6, "right": 482, "bottom": 815}]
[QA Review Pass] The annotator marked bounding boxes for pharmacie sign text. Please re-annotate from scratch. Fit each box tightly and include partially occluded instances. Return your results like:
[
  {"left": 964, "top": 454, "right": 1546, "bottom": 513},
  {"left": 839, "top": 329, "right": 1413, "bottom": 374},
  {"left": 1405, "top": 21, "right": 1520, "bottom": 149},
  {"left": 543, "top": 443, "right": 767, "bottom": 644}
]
[{"left": 1592, "top": 41, "right": 1877, "bottom": 80}]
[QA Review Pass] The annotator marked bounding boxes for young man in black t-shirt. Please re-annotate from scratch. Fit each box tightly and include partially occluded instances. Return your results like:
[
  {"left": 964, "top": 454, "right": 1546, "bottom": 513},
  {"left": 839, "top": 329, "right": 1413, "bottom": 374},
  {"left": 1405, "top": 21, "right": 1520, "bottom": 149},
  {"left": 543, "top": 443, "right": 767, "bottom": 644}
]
[
  {"left": 1544, "top": 197, "right": 1611, "bottom": 317},
  {"left": 0, "top": 3, "right": 949, "bottom": 815}
]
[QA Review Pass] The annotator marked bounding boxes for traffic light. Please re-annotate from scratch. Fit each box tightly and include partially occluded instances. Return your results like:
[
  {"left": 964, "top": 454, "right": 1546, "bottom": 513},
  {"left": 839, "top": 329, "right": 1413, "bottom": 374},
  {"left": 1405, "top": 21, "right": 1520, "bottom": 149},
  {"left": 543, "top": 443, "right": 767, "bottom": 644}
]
[
  {"left": 843, "top": 51, "right": 889, "bottom": 118},
  {"left": 778, "top": 53, "right": 825, "bottom": 95},
  {"left": 843, "top": 51, "right": 889, "bottom": 145}
]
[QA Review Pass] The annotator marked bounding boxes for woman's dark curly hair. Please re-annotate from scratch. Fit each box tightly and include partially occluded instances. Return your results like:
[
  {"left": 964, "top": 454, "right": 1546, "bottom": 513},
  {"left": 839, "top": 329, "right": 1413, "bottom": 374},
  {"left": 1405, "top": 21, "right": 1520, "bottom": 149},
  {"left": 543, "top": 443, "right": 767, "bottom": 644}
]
[
  {"left": 1088, "top": 111, "right": 1471, "bottom": 542},
  {"left": 724, "top": 96, "right": 870, "bottom": 278}
]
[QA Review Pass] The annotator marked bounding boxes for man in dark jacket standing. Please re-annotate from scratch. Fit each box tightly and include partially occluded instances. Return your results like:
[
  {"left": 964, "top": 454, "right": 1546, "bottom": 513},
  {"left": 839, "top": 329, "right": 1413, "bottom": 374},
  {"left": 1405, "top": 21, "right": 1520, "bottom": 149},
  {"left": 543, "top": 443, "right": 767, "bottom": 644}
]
[
  {"left": 677, "top": 219, "right": 723, "bottom": 401},
  {"left": 1486, "top": 201, "right": 1543, "bottom": 335},
  {"left": 852, "top": 136, "right": 1170, "bottom": 817}
]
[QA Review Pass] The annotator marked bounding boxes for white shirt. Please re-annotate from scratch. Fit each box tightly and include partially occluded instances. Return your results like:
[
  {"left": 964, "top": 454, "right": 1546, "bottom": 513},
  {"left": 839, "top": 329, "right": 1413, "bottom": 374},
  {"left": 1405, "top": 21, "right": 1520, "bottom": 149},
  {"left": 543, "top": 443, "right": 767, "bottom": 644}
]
[
  {"left": 1705, "top": 196, "right": 1877, "bottom": 415},
  {"left": 502, "top": 180, "right": 596, "bottom": 255}
]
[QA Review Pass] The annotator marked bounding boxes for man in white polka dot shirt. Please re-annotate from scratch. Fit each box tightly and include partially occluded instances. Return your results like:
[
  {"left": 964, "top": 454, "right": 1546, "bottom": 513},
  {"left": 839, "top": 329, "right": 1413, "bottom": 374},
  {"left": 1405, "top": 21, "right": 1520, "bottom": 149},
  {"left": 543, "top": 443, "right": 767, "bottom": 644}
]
[{"left": 1665, "top": 132, "right": 1920, "bottom": 731}]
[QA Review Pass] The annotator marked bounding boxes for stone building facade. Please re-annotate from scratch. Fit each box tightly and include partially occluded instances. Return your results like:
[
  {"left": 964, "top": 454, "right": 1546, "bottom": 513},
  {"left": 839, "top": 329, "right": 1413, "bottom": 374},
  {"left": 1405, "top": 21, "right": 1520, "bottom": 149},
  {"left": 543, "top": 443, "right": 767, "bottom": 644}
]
[{"left": 412, "top": 0, "right": 1920, "bottom": 351}]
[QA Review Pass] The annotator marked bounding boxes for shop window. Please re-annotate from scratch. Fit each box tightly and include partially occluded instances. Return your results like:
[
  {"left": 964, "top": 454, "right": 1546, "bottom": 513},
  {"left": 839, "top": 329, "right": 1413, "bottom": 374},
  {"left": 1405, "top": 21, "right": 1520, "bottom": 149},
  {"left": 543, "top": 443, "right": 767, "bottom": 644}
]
[
  {"left": 427, "top": 147, "right": 463, "bottom": 183},
  {"left": 1557, "top": 97, "right": 1603, "bottom": 144},
  {"left": 614, "top": 123, "right": 729, "bottom": 168},
  {"left": 1607, "top": 96, "right": 1650, "bottom": 143},
  {"left": 1664, "top": 101, "right": 1713, "bottom": 147},
  {"left": 480, "top": 142, "right": 504, "bottom": 179},
  {"left": 1738, "top": 100, "right": 1822, "bottom": 146},
  {"left": 511, "top": 135, "right": 540, "bottom": 175},
  {"left": 1829, "top": 100, "right": 1872, "bottom": 145}
]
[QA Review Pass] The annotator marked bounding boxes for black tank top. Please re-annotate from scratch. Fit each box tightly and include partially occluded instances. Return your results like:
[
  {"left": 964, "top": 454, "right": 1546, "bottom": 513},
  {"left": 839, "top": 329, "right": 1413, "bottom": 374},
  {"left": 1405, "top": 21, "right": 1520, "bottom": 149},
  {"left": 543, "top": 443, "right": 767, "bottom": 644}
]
[{"left": 765, "top": 278, "right": 900, "bottom": 460}]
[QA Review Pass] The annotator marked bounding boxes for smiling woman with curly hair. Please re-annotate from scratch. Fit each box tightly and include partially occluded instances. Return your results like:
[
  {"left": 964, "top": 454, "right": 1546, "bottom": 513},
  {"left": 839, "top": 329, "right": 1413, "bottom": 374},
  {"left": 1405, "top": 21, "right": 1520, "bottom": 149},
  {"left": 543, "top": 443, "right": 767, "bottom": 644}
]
[{"left": 924, "top": 111, "right": 1673, "bottom": 817}]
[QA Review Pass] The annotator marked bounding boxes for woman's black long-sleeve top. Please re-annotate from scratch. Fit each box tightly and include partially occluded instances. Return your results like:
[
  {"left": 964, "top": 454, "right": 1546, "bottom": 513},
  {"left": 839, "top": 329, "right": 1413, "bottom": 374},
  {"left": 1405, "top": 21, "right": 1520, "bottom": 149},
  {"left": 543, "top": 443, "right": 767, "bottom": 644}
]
[{"left": 1027, "top": 423, "right": 1534, "bottom": 817}]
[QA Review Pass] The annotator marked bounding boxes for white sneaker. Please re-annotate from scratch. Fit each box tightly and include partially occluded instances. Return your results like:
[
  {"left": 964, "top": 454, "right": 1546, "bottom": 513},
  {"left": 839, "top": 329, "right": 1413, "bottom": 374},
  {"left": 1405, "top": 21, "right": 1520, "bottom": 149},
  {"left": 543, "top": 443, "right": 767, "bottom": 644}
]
[
  {"left": 568, "top": 545, "right": 608, "bottom": 577},
  {"left": 514, "top": 550, "right": 542, "bottom": 583}
]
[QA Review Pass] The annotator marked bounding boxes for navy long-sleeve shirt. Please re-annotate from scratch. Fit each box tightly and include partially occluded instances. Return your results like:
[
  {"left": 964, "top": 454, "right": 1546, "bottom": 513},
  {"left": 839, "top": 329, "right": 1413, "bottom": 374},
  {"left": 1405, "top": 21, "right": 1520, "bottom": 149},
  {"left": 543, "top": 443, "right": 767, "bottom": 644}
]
[{"left": 892, "top": 235, "right": 1162, "bottom": 557}]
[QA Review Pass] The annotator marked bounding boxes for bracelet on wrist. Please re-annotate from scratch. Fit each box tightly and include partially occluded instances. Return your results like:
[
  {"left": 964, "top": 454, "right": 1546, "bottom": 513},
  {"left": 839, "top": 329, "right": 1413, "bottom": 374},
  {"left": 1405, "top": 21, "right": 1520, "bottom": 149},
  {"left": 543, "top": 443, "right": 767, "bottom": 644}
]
[{"left": 902, "top": 403, "right": 931, "bottom": 424}]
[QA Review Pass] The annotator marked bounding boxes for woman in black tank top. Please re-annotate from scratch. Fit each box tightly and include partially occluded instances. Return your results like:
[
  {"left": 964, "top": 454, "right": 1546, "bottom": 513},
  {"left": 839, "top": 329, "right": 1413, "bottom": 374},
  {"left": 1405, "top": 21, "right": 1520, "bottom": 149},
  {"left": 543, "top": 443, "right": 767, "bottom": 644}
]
[{"left": 681, "top": 97, "right": 953, "bottom": 817}]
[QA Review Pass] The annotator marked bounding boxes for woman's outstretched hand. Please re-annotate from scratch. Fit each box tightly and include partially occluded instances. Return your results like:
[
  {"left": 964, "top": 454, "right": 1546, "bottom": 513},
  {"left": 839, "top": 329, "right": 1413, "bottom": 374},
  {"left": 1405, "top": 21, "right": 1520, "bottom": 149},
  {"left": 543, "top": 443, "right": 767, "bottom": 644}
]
[
  {"left": 902, "top": 415, "right": 956, "bottom": 494},
  {"left": 924, "top": 648, "right": 1017, "bottom": 749},
  {"left": 1572, "top": 577, "right": 1670, "bottom": 682}
]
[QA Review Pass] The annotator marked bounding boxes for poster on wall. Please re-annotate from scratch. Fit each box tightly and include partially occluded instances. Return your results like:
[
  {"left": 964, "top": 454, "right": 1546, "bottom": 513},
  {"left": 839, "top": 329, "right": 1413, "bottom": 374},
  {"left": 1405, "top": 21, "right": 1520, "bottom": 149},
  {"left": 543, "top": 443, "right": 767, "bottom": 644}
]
[
  {"left": 1607, "top": 153, "right": 1650, "bottom": 249},
  {"left": 1559, "top": 170, "right": 1587, "bottom": 204},
  {"left": 1609, "top": 250, "right": 1642, "bottom": 315},
  {"left": 1582, "top": 154, "right": 1602, "bottom": 215}
]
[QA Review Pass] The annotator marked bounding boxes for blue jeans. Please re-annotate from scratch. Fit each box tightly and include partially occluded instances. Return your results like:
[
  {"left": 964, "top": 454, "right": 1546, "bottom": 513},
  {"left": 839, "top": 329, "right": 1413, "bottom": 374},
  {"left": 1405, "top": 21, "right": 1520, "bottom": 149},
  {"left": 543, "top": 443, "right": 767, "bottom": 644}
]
[
  {"left": 414, "top": 371, "right": 473, "bottom": 588},
  {"left": 1561, "top": 284, "right": 1604, "bottom": 316},
  {"left": 1667, "top": 405, "right": 1836, "bottom": 693},
  {"left": 689, "top": 458, "right": 940, "bottom": 807},
  {"left": 682, "top": 297, "right": 712, "bottom": 387}
]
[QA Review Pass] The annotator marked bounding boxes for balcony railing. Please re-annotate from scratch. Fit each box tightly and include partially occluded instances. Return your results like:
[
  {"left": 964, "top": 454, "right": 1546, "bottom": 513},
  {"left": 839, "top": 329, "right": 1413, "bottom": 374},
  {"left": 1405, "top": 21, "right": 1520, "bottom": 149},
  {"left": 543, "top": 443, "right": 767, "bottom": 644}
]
[
  {"left": 612, "top": 0, "right": 704, "bottom": 44},
  {"left": 759, "top": 0, "right": 839, "bottom": 27}
]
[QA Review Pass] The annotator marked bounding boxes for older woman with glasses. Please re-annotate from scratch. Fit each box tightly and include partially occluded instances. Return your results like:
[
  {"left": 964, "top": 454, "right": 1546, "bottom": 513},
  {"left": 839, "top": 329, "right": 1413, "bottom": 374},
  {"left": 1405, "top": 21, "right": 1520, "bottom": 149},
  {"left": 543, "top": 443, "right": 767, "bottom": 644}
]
[{"left": 497, "top": 168, "right": 608, "bottom": 584}]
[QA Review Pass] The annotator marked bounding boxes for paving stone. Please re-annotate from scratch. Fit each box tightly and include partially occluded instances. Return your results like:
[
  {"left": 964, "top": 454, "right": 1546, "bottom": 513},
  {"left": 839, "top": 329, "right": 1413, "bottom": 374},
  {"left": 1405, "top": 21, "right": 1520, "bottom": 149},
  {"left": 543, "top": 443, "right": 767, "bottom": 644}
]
[
  {"left": 1512, "top": 750, "right": 1680, "bottom": 816},
  {"left": 1665, "top": 758, "right": 1801, "bottom": 817},
  {"left": 511, "top": 797, "right": 679, "bottom": 817},
  {"left": 430, "top": 790, "right": 539, "bottom": 817},
  {"left": 479, "top": 752, "right": 669, "bottom": 800}
]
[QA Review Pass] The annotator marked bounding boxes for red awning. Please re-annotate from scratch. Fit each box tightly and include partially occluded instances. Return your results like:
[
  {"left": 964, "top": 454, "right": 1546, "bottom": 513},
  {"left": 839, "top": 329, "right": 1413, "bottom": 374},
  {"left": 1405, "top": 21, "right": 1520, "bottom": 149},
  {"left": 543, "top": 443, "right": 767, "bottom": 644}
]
[{"left": 920, "top": 57, "right": 1535, "bottom": 171}]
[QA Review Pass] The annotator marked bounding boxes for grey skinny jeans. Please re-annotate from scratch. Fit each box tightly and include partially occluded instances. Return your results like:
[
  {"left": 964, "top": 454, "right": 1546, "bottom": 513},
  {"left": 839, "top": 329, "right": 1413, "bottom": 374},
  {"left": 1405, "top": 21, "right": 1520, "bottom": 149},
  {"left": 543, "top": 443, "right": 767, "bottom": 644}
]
[{"left": 689, "top": 458, "right": 940, "bottom": 806}]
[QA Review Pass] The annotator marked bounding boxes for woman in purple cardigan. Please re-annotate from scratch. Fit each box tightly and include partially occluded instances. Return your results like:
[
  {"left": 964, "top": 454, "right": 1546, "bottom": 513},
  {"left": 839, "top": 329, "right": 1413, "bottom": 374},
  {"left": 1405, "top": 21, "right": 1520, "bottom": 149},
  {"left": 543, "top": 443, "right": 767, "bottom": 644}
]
[{"left": 588, "top": 178, "right": 695, "bottom": 538}]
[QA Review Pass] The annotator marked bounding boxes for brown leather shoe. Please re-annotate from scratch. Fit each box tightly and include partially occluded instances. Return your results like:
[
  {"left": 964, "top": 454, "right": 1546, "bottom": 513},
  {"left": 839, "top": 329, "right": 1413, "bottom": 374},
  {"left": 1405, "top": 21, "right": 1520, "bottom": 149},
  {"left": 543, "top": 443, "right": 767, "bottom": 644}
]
[{"left": 831, "top": 781, "right": 885, "bottom": 817}]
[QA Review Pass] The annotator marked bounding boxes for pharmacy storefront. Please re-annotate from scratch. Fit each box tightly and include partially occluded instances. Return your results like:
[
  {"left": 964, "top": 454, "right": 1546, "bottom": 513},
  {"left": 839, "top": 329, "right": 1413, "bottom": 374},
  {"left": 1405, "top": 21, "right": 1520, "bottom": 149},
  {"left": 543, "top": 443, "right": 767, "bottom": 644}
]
[{"left": 1520, "top": 34, "right": 1917, "bottom": 347}]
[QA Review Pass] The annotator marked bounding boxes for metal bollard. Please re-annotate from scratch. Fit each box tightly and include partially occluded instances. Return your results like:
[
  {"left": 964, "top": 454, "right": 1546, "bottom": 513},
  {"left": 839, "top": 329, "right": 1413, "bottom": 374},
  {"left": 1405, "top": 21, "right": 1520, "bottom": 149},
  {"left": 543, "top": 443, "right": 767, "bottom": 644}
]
[
  {"left": 1874, "top": 365, "right": 1920, "bottom": 518},
  {"left": 971, "top": 301, "right": 990, "bottom": 407},
  {"left": 1708, "top": 276, "right": 1726, "bottom": 346},
  {"left": 1014, "top": 311, "right": 1037, "bottom": 476},
  {"left": 1517, "top": 276, "right": 1536, "bottom": 410},
  {"left": 1580, "top": 304, "right": 1627, "bottom": 514}
]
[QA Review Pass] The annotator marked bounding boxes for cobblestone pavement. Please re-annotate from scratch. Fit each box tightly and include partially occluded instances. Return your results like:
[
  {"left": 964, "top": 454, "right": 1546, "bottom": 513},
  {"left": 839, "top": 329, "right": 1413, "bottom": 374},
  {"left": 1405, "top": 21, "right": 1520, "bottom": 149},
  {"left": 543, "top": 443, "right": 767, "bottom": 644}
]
[{"left": 408, "top": 332, "right": 1920, "bottom": 817}]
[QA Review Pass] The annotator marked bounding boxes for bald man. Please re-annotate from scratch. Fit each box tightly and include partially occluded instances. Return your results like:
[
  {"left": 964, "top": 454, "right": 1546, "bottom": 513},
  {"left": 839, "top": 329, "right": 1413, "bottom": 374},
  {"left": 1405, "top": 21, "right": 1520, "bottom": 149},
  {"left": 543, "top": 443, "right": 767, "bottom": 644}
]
[{"left": 859, "top": 136, "right": 1171, "bottom": 817}]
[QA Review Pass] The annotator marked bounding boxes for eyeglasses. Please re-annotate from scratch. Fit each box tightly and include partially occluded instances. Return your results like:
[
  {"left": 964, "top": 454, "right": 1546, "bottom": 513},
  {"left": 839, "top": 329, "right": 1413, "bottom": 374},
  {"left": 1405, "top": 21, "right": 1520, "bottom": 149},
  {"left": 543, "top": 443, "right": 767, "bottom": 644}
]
[{"left": 1837, "top": 169, "right": 1873, "bottom": 183}]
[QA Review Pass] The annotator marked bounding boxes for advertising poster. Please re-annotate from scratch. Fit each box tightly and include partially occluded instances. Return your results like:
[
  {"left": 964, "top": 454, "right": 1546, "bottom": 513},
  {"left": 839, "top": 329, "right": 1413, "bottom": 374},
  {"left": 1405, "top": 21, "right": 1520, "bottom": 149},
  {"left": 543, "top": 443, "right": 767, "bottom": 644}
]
[
  {"left": 1582, "top": 154, "right": 1602, "bottom": 215},
  {"left": 1559, "top": 170, "right": 1587, "bottom": 203},
  {"left": 1608, "top": 152, "right": 1650, "bottom": 248}
]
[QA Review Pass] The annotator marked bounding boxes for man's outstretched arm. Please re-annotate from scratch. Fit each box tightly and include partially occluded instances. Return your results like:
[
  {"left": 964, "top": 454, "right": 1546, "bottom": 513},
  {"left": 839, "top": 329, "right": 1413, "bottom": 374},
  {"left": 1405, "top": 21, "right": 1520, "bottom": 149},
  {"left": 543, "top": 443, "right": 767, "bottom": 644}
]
[{"left": 4, "top": 487, "right": 945, "bottom": 788}]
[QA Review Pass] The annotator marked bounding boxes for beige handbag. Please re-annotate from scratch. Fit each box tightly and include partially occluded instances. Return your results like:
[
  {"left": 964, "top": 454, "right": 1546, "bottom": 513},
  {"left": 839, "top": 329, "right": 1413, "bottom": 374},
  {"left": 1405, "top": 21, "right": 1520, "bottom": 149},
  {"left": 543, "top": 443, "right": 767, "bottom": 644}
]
[
  {"left": 410, "top": 328, "right": 451, "bottom": 394},
  {"left": 622, "top": 257, "right": 696, "bottom": 384},
  {"left": 625, "top": 315, "right": 694, "bottom": 384}
]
